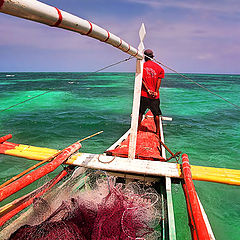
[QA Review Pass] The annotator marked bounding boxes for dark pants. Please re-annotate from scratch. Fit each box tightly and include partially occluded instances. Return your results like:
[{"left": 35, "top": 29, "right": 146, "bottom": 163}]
[{"left": 139, "top": 96, "right": 162, "bottom": 116}]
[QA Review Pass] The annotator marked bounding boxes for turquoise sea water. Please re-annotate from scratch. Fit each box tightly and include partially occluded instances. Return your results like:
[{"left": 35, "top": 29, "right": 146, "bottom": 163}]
[{"left": 0, "top": 72, "right": 239, "bottom": 239}]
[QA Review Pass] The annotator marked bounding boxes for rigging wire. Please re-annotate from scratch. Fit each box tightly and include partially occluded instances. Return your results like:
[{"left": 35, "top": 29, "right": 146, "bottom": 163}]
[
  {"left": 0, "top": 56, "right": 134, "bottom": 113},
  {"left": 152, "top": 57, "right": 240, "bottom": 110},
  {"left": 1, "top": 53, "right": 238, "bottom": 112},
  {"left": 94, "top": 56, "right": 134, "bottom": 73}
]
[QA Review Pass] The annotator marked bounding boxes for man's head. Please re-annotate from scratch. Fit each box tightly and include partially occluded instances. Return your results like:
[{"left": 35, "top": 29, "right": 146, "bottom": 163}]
[{"left": 144, "top": 49, "right": 154, "bottom": 61}]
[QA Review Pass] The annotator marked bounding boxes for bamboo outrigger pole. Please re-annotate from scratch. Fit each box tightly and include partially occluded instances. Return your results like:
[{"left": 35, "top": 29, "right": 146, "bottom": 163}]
[
  {"left": 0, "top": 0, "right": 143, "bottom": 60},
  {"left": 182, "top": 154, "right": 212, "bottom": 240},
  {"left": 0, "top": 142, "right": 82, "bottom": 202},
  {"left": 0, "top": 131, "right": 103, "bottom": 190}
]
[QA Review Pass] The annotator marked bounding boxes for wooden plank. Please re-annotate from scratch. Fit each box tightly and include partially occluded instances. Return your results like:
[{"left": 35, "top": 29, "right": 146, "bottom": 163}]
[
  {"left": 145, "top": 115, "right": 172, "bottom": 121},
  {"left": 106, "top": 171, "right": 160, "bottom": 182},
  {"left": 160, "top": 117, "right": 166, "bottom": 158},
  {"left": 160, "top": 109, "right": 176, "bottom": 239},
  {"left": 2, "top": 142, "right": 240, "bottom": 185},
  {"left": 68, "top": 153, "right": 180, "bottom": 178},
  {"left": 162, "top": 116, "right": 172, "bottom": 121}
]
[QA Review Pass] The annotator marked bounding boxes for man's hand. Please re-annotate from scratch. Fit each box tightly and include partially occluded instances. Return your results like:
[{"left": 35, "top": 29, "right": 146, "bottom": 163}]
[
  {"left": 147, "top": 89, "right": 154, "bottom": 97},
  {"left": 147, "top": 89, "right": 157, "bottom": 98}
]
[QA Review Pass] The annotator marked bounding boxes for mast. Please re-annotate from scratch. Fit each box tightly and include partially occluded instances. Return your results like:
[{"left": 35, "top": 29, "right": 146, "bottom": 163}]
[
  {"left": 128, "top": 23, "right": 146, "bottom": 160},
  {"left": 0, "top": 0, "right": 143, "bottom": 60}
]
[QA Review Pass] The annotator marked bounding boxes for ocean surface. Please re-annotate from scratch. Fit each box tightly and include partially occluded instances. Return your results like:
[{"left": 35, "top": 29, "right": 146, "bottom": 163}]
[{"left": 0, "top": 72, "right": 239, "bottom": 239}]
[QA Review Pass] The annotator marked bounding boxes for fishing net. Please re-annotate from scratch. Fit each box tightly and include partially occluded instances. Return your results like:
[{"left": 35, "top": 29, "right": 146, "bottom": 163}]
[{"left": 6, "top": 169, "right": 162, "bottom": 240}]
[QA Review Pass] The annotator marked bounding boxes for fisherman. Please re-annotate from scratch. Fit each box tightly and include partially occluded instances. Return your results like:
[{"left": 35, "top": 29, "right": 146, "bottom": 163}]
[{"left": 138, "top": 49, "right": 165, "bottom": 138}]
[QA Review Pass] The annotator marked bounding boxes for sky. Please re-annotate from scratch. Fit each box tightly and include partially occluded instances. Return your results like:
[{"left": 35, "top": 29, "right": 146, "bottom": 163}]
[{"left": 0, "top": 0, "right": 239, "bottom": 73}]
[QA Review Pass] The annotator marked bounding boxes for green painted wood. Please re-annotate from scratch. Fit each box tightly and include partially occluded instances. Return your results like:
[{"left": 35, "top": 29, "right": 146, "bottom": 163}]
[
  {"left": 166, "top": 177, "right": 177, "bottom": 240},
  {"left": 160, "top": 184, "right": 166, "bottom": 240}
]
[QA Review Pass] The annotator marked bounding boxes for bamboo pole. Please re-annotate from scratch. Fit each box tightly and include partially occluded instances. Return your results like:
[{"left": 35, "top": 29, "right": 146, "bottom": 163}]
[
  {"left": 0, "top": 0, "right": 142, "bottom": 59},
  {"left": 0, "top": 134, "right": 12, "bottom": 144},
  {"left": 181, "top": 154, "right": 211, "bottom": 240},
  {"left": 0, "top": 131, "right": 103, "bottom": 189},
  {"left": 0, "top": 169, "right": 69, "bottom": 226}
]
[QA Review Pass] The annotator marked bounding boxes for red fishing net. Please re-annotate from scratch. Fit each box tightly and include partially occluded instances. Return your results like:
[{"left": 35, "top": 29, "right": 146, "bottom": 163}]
[{"left": 8, "top": 171, "right": 161, "bottom": 240}]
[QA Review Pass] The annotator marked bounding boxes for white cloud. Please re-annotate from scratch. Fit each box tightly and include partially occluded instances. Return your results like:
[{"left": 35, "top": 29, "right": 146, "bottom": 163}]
[
  {"left": 196, "top": 53, "right": 214, "bottom": 60},
  {"left": 125, "top": 0, "right": 240, "bottom": 14}
]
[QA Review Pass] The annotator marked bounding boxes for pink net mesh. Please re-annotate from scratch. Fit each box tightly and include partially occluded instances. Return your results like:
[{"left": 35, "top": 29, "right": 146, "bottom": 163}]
[{"left": 8, "top": 171, "right": 161, "bottom": 240}]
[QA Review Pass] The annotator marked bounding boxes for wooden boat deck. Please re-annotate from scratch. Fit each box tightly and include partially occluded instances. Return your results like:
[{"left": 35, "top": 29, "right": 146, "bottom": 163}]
[{"left": 105, "top": 111, "right": 165, "bottom": 161}]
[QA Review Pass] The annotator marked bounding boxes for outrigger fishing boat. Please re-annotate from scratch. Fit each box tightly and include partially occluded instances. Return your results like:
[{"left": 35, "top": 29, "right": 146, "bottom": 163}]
[{"left": 0, "top": 0, "right": 240, "bottom": 239}]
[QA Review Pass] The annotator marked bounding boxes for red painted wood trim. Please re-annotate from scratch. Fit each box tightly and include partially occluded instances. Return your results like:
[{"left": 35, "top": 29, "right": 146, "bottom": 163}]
[
  {"left": 105, "top": 111, "right": 165, "bottom": 161},
  {"left": 182, "top": 181, "right": 198, "bottom": 240},
  {"left": 0, "top": 134, "right": 12, "bottom": 144},
  {"left": 117, "top": 39, "right": 122, "bottom": 48},
  {"left": 0, "top": 142, "right": 81, "bottom": 202},
  {"left": 86, "top": 21, "right": 93, "bottom": 35},
  {"left": 0, "top": 169, "right": 68, "bottom": 226},
  {"left": 0, "top": 141, "right": 19, "bottom": 154},
  {"left": 181, "top": 154, "right": 211, "bottom": 240},
  {"left": 0, "top": 0, "right": 4, "bottom": 9},
  {"left": 53, "top": 7, "right": 63, "bottom": 27},
  {"left": 126, "top": 44, "right": 130, "bottom": 53},
  {"left": 104, "top": 30, "right": 110, "bottom": 42},
  {"left": 133, "top": 50, "right": 139, "bottom": 57}
]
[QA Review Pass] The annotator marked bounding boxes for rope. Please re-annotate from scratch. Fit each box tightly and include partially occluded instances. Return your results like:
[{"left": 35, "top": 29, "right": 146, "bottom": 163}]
[
  {"left": 98, "top": 154, "right": 116, "bottom": 164},
  {"left": 0, "top": 56, "right": 134, "bottom": 113},
  {"left": 152, "top": 57, "right": 240, "bottom": 110},
  {"left": 94, "top": 56, "right": 134, "bottom": 73},
  {"left": 143, "top": 55, "right": 239, "bottom": 110},
  {"left": 0, "top": 90, "right": 52, "bottom": 113}
]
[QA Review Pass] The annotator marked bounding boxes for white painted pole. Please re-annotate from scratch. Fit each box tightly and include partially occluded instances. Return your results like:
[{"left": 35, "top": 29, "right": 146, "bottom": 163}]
[
  {"left": 0, "top": 0, "right": 143, "bottom": 60},
  {"left": 159, "top": 117, "right": 166, "bottom": 158},
  {"left": 128, "top": 23, "right": 146, "bottom": 161},
  {"left": 160, "top": 114, "right": 177, "bottom": 239}
]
